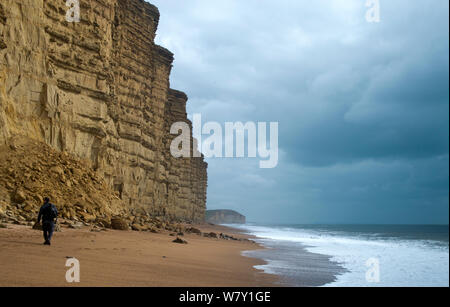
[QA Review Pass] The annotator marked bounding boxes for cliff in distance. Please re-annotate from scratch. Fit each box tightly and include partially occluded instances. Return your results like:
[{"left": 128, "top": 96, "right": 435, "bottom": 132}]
[
  {"left": 206, "top": 210, "right": 246, "bottom": 224},
  {"left": 0, "top": 0, "right": 207, "bottom": 224}
]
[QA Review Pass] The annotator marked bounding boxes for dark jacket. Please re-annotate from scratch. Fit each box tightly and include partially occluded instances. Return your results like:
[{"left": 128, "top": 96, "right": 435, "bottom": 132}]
[{"left": 38, "top": 202, "right": 58, "bottom": 223}]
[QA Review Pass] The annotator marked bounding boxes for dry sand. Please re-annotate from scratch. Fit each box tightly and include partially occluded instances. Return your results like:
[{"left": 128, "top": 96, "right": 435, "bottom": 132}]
[{"left": 0, "top": 223, "right": 277, "bottom": 287}]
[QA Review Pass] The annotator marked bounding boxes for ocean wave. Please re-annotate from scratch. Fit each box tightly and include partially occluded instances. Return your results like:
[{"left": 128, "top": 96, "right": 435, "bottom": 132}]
[{"left": 231, "top": 224, "right": 449, "bottom": 287}]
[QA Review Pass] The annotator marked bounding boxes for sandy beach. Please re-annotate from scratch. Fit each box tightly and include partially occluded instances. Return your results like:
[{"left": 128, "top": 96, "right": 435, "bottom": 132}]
[{"left": 0, "top": 223, "right": 277, "bottom": 287}]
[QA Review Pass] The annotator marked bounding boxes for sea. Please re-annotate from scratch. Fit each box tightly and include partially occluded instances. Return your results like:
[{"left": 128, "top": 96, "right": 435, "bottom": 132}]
[{"left": 227, "top": 224, "right": 449, "bottom": 287}]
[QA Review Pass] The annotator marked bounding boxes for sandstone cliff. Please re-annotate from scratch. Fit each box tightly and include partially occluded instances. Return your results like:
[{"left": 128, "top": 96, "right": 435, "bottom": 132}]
[
  {"left": 0, "top": 0, "right": 207, "bottom": 223},
  {"left": 206, "top": 210, "right": 246, "bottom": 224}
]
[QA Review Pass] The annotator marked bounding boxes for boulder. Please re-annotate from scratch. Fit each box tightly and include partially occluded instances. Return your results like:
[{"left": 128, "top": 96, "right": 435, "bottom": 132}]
[
  {"left": 148, "top": 227, "right": 159, "bottom": 233},
  {"left": 204, "top": 232, "right": 218, "bottom": 239},
  {"left": 79, "top": 212, "right": 96, "bottom": 223},
  {"left": 185, "top": 227, "right": 202, "bottom": 235},
  {"left": 96, "top": 218, "right": 111, "bottom": 228},
  {"left": 22, "top": 202, "right": 34, "bottom": 212},
  {"left": 33, "top": 194, "right": 43, "bottom": 204},
  {"left": 172, "top": 237, "right": 188, "bottom": 244},
  {"left": 111, "top": 218, "right": 129, "bottom": 231},
  {"left": 68, "top": 222, "right": 84, "bottom": 229},
  {"left": 13, "top": 190, "right": 27, "bottom": 204},
  {"left": 50, "top": 166, "right": 65, "bottom": 176},
  {"left": 131, "top": 224, "right": 146, "bottom": 232}
]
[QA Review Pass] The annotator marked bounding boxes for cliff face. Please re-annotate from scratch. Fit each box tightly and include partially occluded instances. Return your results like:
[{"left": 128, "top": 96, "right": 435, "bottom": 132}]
[
  {"left": 0, "top": 0, "right": 207, "bottom": 222},
  {"left": 206, "top": 210, "right": 246, "bottom": 224}
]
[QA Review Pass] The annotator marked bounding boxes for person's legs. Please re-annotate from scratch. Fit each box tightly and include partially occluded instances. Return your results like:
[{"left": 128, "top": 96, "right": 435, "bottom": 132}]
[
  {"left": 47, "top": 222, "right": 55, "bottom": 242},
  {"left": 42, "top": 222, "right": 54, "bottom": 244},
  {"left": 42, "top": 223, "right": 49, "bottom": 243}
]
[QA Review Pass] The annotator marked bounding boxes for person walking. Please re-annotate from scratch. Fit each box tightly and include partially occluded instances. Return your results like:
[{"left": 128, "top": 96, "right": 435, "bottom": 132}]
[{"left": 37, "top": 197, "right": 58, "bottom": 245}]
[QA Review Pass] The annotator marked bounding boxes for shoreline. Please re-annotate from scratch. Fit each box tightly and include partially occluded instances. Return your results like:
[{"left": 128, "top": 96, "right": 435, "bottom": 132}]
[
  {"left": 0, "top": 222, "right": 278, "bottom": 287},
  {"left": 228, "top": 224, "right": 347, "bottom": 287}
]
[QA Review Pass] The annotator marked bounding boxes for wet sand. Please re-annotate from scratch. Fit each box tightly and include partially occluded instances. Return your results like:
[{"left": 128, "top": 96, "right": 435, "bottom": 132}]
[
  {"left": 0, "top": 223, "right": 277, "bottom": 287},
  {"left": 244, "top": 242, "right": 346, "bottom": 287}
]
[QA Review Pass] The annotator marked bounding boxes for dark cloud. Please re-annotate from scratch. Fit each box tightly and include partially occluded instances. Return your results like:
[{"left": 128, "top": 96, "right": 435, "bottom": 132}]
[{"left": 151, "top": 0, "right": 449, "bottom": 224}]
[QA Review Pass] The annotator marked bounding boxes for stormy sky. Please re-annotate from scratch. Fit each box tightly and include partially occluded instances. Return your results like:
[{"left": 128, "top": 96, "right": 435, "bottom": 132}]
[{"left": 150, "top": 0, "right": 449, "bottom": 224}]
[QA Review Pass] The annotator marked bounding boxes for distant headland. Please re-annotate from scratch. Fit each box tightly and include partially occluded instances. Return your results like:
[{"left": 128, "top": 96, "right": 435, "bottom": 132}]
[{"left": 206, "top": 210, "right": 246, "bottom": 224}]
